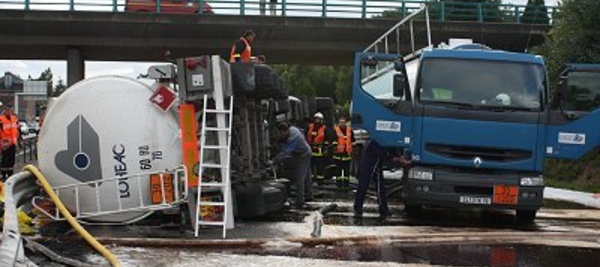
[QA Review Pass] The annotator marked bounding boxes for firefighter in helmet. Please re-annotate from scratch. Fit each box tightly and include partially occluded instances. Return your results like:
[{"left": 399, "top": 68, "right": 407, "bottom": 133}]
[{"left": 306, "top": 112, "right": 329, "bottom": 184}]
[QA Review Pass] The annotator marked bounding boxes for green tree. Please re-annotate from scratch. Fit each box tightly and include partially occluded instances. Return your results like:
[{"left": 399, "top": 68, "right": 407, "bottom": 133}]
[
  {"left": 375, "top": 0, "right": 505, "bottom": 22},
  {"left": 436, "top": 0, "right": 504, "bottom": 22},
  {"left": 521, "top": 0, "right": 550, "bottom": 24},
  {"left": 53, "top": 79, "right": 67, "bottom": 97},
  {"left": 272, "top": 65, "right": 353, "bottom": 105},
  {"left": 376, "top": 9, "right": 405, "bottom": 19},
  {"left": 36, "top": 68, "right": 53, "bottom": 97},
  {"left": 543, "top": 0, "right": 600, "bottom": 86},
  {"left": 334, "top": 66, "right": 353, "bottom": 105}
]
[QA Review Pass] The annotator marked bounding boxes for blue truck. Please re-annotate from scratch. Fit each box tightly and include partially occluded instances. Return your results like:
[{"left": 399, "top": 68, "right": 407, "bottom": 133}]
[{"left": 351, "top": 44, "right": 600, "bottom": 222}]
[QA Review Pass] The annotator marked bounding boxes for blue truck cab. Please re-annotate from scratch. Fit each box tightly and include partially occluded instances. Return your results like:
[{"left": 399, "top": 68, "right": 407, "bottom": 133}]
[{"left": 352, "top": 46, "right": 600, "bottom": 222}]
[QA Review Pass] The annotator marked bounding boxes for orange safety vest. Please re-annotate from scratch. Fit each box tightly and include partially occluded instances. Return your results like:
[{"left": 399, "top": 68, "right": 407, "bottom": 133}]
[
  {"left": 307, "top": 123, "right": 325, "bottom": 145},
  {"left": 334, "top": 125, "right": 353, "bottom": 155},
  {"left": 0, "top": 114, "right": 18, "bottom": 148},
  {"left": 307, "top": 123, "right": 326, "bottom": 156},
  {"left": 229, "top": 37, "right": 252, "bottom": 63}
]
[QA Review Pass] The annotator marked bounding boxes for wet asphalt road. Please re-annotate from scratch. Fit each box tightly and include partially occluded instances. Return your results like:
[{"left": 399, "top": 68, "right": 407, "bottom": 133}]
[
  {"left": 26, "top": 181, "right": 600, "bottom": 267},
  {"left": 8, "top": 162, "right": 599, "bottom": 266}
]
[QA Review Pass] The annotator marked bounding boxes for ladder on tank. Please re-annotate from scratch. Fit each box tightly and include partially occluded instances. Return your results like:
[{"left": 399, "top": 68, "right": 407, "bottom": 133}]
[
  {"left": 194, "top": 93, "right": 234, "bottom": 238},
  {"left": 363, "top": 4, "right": 432, "bottom": 61}
]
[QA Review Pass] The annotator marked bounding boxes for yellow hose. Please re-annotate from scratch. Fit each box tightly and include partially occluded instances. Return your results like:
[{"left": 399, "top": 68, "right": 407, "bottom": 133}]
[{"left": 23, "top": 165, "right": 122, "bottom": 267}]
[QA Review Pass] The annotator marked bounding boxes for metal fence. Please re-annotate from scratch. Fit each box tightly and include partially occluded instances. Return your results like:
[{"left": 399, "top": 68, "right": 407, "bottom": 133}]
[
  {"left": 0, "top": 0, "right": 559, "bottom": 24},
  {"left": 18, "top": 136, "right": 37, "bottom": 165}
]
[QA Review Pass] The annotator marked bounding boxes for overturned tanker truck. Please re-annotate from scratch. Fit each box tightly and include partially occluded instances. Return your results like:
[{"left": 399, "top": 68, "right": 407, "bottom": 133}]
[{"left": 36, "top": 56, "right": 333, "bottom": 236}]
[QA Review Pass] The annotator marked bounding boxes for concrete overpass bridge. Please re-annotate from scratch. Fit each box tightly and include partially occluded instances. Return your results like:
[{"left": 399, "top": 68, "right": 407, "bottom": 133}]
[{"left": 0, "top": 1, "right": 555, "bottom": 84}]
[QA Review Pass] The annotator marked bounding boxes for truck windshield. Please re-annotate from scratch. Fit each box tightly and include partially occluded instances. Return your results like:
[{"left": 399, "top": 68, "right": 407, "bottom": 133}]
[{"left": 418, "top": 58, "right": 545, "bottom": 111}]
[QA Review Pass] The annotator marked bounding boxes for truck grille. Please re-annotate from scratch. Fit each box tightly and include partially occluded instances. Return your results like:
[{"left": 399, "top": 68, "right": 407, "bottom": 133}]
[{"left": 426, "top": 143, "right": 531, "bottom": 162}]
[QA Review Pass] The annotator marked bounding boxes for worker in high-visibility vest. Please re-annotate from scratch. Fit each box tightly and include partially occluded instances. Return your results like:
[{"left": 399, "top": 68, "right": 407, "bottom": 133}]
[
  {"left": 332, "top": 116, "right": 355, "bottom": 189},
  {"left": 229, "top": 30, "right": 256, "bottom": 63},
  {"left": 0, "top": 103, "right": 19, "bottom": 181},
  {"left": 306, "top": 112, "right": 329, "bottom": 184}
]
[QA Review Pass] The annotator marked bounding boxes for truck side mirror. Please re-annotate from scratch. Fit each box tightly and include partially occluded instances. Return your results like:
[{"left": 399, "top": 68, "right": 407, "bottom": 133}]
[
  {"left": 558, "top": 78, "right": 570, "bottom": 100},
  {"left": 393, "top": 73, "right": 406, "bottom": 98},
  {"left": 556, "top": 67, "right": 572, "bottom": 101},
  {"left": 394, "top": 59, "right": 404, "bottom": 71}
]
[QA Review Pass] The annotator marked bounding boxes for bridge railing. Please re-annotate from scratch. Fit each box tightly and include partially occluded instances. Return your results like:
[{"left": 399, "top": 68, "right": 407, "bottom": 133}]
[{"left": 0, "top": 0, "right": 559, "bottom": 24}]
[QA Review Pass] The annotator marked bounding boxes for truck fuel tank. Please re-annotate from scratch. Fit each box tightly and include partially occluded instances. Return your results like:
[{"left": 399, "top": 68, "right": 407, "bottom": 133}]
[{"left": 38, "top": 76, "right": 182, "bottom": 223}]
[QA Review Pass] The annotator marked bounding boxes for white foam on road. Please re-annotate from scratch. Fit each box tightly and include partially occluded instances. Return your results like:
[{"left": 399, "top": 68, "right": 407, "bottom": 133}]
[{"left": 544, "top": 187, "right": 600, "bottom": 209}]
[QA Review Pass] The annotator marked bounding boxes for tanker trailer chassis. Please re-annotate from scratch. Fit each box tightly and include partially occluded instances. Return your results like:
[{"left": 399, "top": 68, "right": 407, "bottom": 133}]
[{"left": 32, "top": 55, "right": 291, "bottom": 238}]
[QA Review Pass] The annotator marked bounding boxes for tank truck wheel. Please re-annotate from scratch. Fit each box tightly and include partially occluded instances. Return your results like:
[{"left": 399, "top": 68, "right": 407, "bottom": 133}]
[
  {"left": 263, "top": 186, "right": 285, "bottom": 213},
  {"left": 254, "top": 64, "right": 275, "bottom": 93},
  {"left": 404, "top": 204, "right": 422, "bottom": 217},
  {"left": 516, "top": 210, "right": 537, "bottom": 224}
]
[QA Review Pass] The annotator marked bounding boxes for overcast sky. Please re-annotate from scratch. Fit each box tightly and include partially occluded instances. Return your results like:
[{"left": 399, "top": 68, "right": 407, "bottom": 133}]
[{"left": 0, "top": 0, "right": 561, "bottom": 86}]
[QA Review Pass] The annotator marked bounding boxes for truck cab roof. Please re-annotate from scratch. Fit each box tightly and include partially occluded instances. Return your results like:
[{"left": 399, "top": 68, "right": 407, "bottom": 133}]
[
  {"left": 421, "top": 48, "right": 545, "bottom": 65},
  {"left": 565, "top": 63, "right": 600, "bottom": 71}
]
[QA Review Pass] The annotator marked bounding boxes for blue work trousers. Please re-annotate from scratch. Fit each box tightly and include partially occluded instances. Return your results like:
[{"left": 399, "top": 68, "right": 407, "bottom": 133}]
[{"left": 353, "top": 141, "right": 389, "bottom": 216}]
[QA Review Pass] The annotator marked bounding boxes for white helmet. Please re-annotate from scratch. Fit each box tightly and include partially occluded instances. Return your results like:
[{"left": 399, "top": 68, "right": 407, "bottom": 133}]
[
  {"left": 313, "top": 112, "right": 324, "bottom": 119},
  {"left": 495, "top": 93, "right": 511, "bottom": 106}
]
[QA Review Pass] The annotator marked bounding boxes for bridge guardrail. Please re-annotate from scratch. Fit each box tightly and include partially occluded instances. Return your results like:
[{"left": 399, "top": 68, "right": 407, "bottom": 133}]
[{"left": 0, "top": 0, "right": 559, "bottom": 25}]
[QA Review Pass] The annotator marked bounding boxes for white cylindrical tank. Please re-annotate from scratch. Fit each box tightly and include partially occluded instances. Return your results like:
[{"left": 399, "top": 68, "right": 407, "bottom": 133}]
[{"left": 38, "top": 76, "right": 182, "bottom": 223}]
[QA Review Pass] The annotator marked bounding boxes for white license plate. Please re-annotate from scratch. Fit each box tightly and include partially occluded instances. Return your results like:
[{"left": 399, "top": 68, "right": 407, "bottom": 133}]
[{"left": 459, "top": 196, "right": 491, "bottom": 205}]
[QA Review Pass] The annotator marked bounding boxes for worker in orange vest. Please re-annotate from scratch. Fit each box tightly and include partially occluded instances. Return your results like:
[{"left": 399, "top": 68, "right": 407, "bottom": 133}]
[
  {"left": 0, "top": 103, "right": 19, "bottom": 181},
  {"left": 332, "top": 116, "right": 355, "bottom": 189},
  {"left": 229, "top": 30, "right": 256, "bottom": 63},
  {"left": 306, "top": 112, "right": 330, "bottom": 184}
]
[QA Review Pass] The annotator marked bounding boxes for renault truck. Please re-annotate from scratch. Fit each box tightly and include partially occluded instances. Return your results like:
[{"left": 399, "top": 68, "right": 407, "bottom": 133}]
[{"left": 352, "top": 18, "right": 600, "bottom": 223}]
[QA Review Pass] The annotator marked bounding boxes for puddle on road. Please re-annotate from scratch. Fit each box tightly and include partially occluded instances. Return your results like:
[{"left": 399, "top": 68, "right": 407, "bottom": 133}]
[
  {"left": 232, "top": 243, "right": 600, "bottom": 267},
  {"left": 255, "top": 206, "right": 546, "bottom": 232},
  {"left": 30, "top": 239, "right": 600, "bottom": 267}
]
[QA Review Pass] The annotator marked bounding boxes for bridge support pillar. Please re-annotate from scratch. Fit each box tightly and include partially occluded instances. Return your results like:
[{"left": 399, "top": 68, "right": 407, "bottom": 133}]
[{"left": 67, "top": 47, "right": 84, "bottom": 86}]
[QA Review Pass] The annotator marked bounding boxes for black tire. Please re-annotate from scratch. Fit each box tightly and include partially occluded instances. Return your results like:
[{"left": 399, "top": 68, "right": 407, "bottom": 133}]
[
  {"left": 254, "top": 65, "right": 289, "bottom": 100},
  {"left": 274, "top": 99, "right": 290, "bottom": 115},
  {"left": 260, "top": 73, "right": 288, "bottom": 100},
  {"left": 231, "top": 62, "right": 256, "bottom": 94},
  {"left": 302, "top": 96, "right": 317, "bottom": 119},
  {"left": 290, "top": 100, "right": 301, "bottom": 122},
  {"left": 263, "top": 186, "right": 285, "bottom": 213},
  {"left": 254, "top": 64, "right": 275, "bottom": 91},
  {"left": 263, "top": 180, "right": 288, "bottom": 198},
  {"left": 233, "top": 183, "right": 266, "bottom": 218},
  {"left": 516, "top": 210, "right": 537, "bottom": 224},
  {"left": 316, "top": 97, "right": 335, "bottom": 111},
  {"left": 274, "top": 76, "right": 289, "bottom": 100},
  {"left": 404, "top": 204, "right": 422, "bottom": 216}
]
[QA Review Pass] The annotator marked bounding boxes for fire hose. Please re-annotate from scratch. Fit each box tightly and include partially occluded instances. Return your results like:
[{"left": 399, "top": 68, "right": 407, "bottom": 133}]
[{"left": 23, "top": 165, "right": 122, "bottom": 267}]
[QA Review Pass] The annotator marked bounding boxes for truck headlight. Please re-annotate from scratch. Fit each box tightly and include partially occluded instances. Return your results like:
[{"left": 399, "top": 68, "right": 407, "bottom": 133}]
[
  {"left": 520, "top": 177, "right": 544, "bottom": 186},
  {"left": 409, "top": 168, "right": 433, "bottom": 180}
]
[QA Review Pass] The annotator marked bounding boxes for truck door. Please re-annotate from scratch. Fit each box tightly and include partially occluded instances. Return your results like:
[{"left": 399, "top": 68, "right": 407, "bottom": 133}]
[
  {"left": 351, "top": 52, "right": 413, "bottom": 149},
  {"left": 546, "top": 65, "right": 600, "bottom": 159}
]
